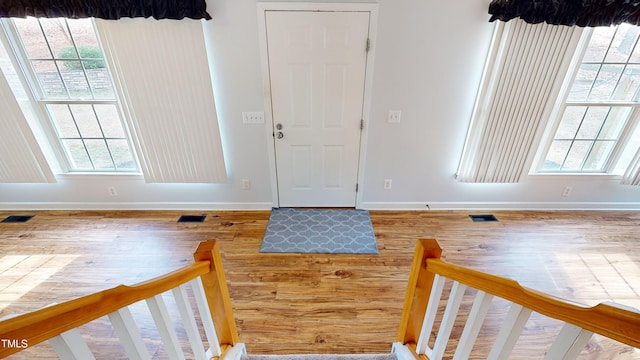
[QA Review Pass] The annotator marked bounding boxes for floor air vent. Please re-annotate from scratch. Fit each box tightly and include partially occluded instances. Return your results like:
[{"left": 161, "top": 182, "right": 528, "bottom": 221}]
[
  {"left": 177, "top": 215, "right": 207, "bottom": 223},
  {"left": 469, "top": 214, "right": 498, "bottom": 222},
  {"left": 2, "top": 215, "right": 34, "bottom": 223}
]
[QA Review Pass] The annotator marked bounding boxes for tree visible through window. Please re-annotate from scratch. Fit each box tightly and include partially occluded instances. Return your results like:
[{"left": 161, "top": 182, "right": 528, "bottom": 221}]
[
  {"left": 8, "top": 17, "right": 137, "bottom": 172},
  {"left": 541, "top": 24, "right": 640, "bottom": 173}
]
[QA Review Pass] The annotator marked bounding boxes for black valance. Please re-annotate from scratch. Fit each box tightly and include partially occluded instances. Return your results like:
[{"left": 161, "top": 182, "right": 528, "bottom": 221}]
[
  {"left": 0, "top": 0, "right": 212, "bottom": 20},
  {"left": 489, "top": 0, "right": 640, "bottom": 27}
]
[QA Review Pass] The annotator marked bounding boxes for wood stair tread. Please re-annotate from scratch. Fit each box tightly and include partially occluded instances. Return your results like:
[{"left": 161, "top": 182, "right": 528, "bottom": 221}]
[{"left": 241, "top": 354, "right": 397, "bottom": 360}]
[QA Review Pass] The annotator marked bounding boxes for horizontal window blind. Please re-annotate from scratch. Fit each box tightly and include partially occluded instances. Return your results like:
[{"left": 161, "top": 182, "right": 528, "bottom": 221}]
[
  {"left": 0, "top": 69, "right": 55, "bottom": 183},
  {"left": 457, "top": 20, "right": 582, "bottom": 183},
  {"left": 96, "top": 19, "right": 226, "bottom": 184}
]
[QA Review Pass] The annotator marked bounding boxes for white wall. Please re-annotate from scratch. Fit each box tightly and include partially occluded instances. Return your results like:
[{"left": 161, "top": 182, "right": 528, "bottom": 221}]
[{"left": 1, "top": 0, "right": 639, "bottom": 210}]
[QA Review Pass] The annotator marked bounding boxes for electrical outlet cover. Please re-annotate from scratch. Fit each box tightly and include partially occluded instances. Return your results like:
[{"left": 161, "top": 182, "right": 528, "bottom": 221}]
[{"left": 388, "top": 110, "right": 401, "bottom": 123}]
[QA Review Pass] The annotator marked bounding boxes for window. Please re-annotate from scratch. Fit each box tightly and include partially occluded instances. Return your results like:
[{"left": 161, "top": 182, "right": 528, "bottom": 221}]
[
  {"left": 539, "top": 24, "right": 640, "bottom": 174},
  {"left": 3, "top": 17, "right": 137, "bottom": 172}
]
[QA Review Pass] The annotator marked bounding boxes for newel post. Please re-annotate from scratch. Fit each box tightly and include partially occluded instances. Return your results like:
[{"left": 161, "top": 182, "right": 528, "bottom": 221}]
[
  {"left": 193, "top": 240, "right": 240, "bottom": 346},
  {"left": 397, "top": 239, "right": 443, "bottom": 346}
]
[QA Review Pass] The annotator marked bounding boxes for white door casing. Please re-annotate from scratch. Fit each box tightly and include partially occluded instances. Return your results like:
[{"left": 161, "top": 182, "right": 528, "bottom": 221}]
[{"left": 263, "top": 9, "right": 372, "bottom": 207}]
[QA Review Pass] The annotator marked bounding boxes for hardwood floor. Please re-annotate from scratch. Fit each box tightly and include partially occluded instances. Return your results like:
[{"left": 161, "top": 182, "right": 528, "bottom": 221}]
[{"left": 0, "top": 210, "right": 639, "bottom": 359}]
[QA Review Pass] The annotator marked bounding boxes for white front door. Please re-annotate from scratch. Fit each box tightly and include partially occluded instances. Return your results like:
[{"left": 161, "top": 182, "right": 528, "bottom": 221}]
[{"left": 265, "top": 10, "right": 370, "bottom": 207}]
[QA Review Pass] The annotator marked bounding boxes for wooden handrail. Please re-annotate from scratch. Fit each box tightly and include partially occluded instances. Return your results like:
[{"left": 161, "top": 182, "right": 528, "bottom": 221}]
[
  {"left": 397, "top": 239, "right": 640, "bottom": 351},
  {"left": 397, "top": 239, "right": 442, "bottom": 346},
  {"left": 427, "top": 257, "right": 640, "bottom": 349},
  {"left": 0, "top": 240, "right": 238, "bottom": 358},
  {"left": 194, "top": 240, "right": 240, "bottom": 346}
]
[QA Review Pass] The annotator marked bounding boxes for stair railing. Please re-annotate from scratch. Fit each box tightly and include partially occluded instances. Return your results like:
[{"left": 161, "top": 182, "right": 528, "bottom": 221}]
[
  {"left": 395, "top": 239, "right": 640, "bottom": 360},
  {"left": 0, "top": 240, "right": 244, "bottom": 360}
]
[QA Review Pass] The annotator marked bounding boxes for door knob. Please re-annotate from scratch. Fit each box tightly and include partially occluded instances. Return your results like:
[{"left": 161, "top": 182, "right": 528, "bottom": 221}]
[{"left": 276, "top": 131, "right": 284, "bottom": 139}]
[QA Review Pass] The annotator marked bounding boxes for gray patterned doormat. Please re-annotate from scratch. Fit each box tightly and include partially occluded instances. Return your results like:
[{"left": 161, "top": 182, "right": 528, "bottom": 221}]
[{"left": 260, "top": 208, "right": 378, "bottom": 254}]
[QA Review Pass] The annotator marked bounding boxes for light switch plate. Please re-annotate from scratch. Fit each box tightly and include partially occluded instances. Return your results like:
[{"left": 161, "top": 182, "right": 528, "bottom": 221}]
[{"left": 242, "top": 112, "right": 265, "bottom": 124}]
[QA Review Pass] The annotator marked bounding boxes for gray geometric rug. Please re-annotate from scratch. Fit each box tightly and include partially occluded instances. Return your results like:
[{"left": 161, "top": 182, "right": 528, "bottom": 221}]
[{"left": 260, "top": 208, "right": 378, "bottom": 254}]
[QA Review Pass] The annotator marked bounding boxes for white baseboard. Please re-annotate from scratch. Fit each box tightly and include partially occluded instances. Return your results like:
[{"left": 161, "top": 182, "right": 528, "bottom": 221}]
[
  {"left": 359, "top": 202, "right": 640, "bottom": 211},
  {"left": 0, "top": 202, "right": 274, "bottom": 211},
  {"left": 1, "top": 201, "right": 638, "bottom": 211}
]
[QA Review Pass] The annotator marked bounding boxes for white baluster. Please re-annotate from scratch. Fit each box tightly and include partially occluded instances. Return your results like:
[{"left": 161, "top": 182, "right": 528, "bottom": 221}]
[
  {"left": 392, "top": 342, "right": 418, "bottom": 360},
  {"left": 191, "top": 277, "right": 222, "bottom": 357},
  {"left": 431, "top": 281, "right": 468, "bottom": 360},
  {"left": 544, "top": 323, "right": 593, "bottom": 360},
  {"left": 172, "top": 283, "right": 207, "bottom": 360},
  {"left": 146, "top": 293, "right": 186, "bottom": 360},
  {"left": 49, "top": 328, "right": 96, "bottom": 360},
  {"left": 453, "top": 290, "right": 494, "bottom": 360},
  {"left": 487, "top": 303, "right": 532, "bottom": 360},
  {"left": 108, "top": 306, "right": 151, "bottom": 360},
  {"left": 223, "top": 343, "right": 247, "bottom": 360},
  {"left": 416, "top": 274, "right": 446, "bottom": 357}
]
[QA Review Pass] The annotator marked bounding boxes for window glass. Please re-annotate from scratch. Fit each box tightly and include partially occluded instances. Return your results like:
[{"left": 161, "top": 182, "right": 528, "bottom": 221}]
[
  {"left": 10, "top": 17, "right": 136, "bottom": 172},
  {"left": 541, "top": 24, "right": 640, "bottom": 173}
]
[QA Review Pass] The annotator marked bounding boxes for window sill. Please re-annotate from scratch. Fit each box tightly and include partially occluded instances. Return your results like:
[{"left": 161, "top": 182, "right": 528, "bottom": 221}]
[
  {"left": 56, "top": 172, "right": 144, "bottom": 180},
  {"left": 528, "top": 173, "right": 622, "bottom": 180}
]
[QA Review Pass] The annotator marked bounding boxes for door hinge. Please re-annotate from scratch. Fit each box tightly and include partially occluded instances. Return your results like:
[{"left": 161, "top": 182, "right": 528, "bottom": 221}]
[
  {"left": 366, "top": 38, "right": 370, "bottom": 53},
  {"left": 356, "top": 183, "right": 359, "bottom": 192},
  {"left": 360, "top": 119, "right": 364, "bottom": 130}
]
